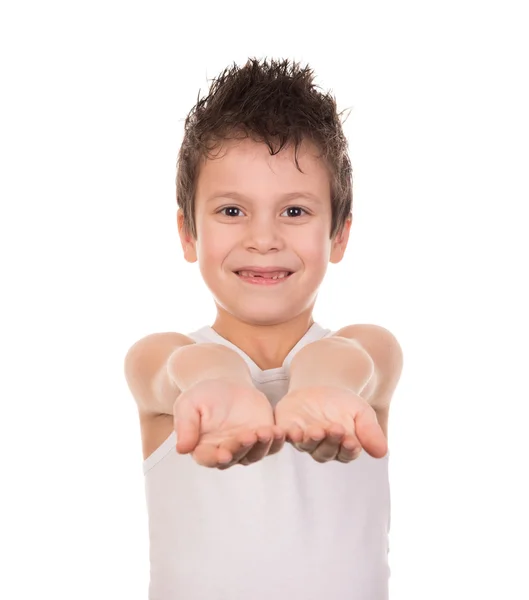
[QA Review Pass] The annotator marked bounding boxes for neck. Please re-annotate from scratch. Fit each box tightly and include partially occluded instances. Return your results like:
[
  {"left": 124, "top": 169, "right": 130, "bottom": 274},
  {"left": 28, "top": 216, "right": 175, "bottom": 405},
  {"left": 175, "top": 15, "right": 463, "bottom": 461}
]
[{"left": 211, "top": 310, "right": 315, "bottom": 370}]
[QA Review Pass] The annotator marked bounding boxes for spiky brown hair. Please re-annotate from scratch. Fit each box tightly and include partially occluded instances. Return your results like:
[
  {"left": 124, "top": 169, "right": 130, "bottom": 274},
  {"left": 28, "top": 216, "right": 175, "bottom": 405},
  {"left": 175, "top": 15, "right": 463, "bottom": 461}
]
[{"left": 176, "top": 57, "right": 352, "bottom": 239}]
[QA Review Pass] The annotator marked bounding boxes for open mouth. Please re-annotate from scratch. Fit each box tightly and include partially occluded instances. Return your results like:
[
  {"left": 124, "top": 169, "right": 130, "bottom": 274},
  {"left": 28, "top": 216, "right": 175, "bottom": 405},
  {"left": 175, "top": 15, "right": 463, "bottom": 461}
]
[{"left": 234, "top": 271, "right": 294, "bottom": 281}]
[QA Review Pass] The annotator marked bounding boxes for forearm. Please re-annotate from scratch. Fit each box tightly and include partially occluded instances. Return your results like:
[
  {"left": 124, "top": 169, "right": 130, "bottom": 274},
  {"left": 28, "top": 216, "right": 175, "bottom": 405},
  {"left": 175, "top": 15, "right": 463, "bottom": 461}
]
[
  {"left": 167, "top": 343, "right": 254, "bottom": 392},
  {"left": 287, "top": 337, "right": 375, "bottom": 397}
]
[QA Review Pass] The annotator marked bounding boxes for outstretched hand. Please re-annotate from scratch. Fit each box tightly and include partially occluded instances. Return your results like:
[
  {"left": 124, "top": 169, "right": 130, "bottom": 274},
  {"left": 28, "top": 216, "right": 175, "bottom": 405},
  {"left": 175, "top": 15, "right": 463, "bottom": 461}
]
[
  {"left": 174, "top": 378, "right": 285, "bottom": 469},
  {"left": 274, "top": 385, "right": 387, "bottom": 463}
]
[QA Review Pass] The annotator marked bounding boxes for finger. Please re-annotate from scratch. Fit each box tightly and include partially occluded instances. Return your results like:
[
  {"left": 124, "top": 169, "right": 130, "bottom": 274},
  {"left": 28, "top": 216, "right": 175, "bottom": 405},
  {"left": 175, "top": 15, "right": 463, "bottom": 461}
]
[
  {"left": 239, "top": 438, "right": 272, "bottom": 464},
  {"left": 174, "top": 402, "right": 201, "bottom": 454},
  {"left": 355, "top": 409, "right": 388, "bottom": 458},
  {"left": 341, "top": 429, "right": 361, "bottom": 451},
  {"left": 232, "top": 432, "right": 269, "bottom": 464},
  {"left": 336, "top": 439, "right": 363, "bottom": 463},
  {"left": 239, "top": 426, "right": 275, "bottom": 464},
  {"left": 192, "top": 444, "right": 232, "bottom": 468},
  {"left": 310, "top": 428, "right": 345, "bottom": 463},
  {"left": 238, "top": 427, "right": 285, "bottom": 465},
  {"left": 220, "top": 432, "right": 257, "bottom": 464},
  {"left": 296, "top": 424, "right": 326, "bottom": 453},
  {"left": 267, "top": 426, "right": 286, "bottom": 456},
  {"left": 228, "top": 438, "right": 257, "bottom": 465},
  {"left": 285, "top": 424, "right": 304, "bottom": 445},
  {"left": 220, "top": 436, "right": 263, "bottom": 470},
  {"left": 239, "top": 427, "right": 273, "bottom": 464}
]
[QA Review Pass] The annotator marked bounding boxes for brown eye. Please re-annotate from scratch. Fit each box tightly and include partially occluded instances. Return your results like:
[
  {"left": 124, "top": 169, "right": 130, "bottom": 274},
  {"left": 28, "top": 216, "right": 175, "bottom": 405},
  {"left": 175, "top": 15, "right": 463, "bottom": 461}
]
[
  {"left": 281, "top": 207, "right": 308, "bottom": 217},
  {"left": 219, "top": 206, "right": 242, "bottom": 217}
]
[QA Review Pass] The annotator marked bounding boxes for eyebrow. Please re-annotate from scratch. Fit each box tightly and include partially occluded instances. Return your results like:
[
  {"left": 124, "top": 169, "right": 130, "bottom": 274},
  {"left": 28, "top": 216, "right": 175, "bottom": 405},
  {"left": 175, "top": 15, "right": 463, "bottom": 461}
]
[{"left": 206, "top": 191, "right": 321, "bottom": 203}]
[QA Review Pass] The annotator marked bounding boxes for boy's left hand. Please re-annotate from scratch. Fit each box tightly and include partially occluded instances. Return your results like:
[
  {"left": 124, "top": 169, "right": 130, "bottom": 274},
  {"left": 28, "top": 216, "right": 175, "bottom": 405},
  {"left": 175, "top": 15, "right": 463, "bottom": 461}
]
[{"left": 274, "top": 385, "right": 387, "bottom": 463}]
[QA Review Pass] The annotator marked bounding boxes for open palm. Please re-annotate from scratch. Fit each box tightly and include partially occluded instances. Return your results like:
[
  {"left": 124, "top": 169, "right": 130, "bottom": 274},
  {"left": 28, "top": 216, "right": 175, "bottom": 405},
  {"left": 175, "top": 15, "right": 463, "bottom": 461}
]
[
  {"left": 174, "top": 379, "right": 285, "bottom": 468},
  {"left": 275, "top": 385, "right": 387, "bottom": 463}
]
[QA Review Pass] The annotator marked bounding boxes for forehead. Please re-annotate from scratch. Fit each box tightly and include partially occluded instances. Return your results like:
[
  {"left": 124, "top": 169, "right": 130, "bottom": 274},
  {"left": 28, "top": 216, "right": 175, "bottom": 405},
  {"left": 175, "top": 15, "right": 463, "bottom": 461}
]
[{"left": 195, "top": 137, "right": 331, "bottom": 203}]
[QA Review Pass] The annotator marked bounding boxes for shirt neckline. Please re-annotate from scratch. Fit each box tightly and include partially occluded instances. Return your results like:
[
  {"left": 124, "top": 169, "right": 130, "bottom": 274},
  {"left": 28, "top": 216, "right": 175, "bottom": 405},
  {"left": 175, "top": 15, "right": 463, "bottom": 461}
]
[{"left": 200, "top": 321, "right": 329, "bottom": 379}]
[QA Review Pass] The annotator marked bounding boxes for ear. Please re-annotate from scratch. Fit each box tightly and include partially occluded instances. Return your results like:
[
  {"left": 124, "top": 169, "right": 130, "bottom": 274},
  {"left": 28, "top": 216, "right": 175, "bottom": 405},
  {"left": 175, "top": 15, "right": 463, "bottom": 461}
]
[
  {"left": 177, "top": 209, "right": 198, "bottom": 263},
  {"left": 329, "top": 215, "right": 352, "bottom": 264}
]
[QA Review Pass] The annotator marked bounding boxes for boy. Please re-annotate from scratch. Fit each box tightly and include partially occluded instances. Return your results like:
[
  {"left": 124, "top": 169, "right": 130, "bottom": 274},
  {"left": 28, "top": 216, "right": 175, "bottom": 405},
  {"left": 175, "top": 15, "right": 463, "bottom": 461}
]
[{"left": 124, "top": 57, "right": 403, "bottom": 599}]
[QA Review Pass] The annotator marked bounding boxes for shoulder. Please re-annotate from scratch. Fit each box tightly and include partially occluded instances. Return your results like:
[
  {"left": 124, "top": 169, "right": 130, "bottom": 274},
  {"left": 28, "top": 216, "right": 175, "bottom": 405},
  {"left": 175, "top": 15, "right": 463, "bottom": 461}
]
[
  {"left": 333, "top": 324, "right": 402, "bottom": 361},
  {"left": 125, "top": 331, "right": 196, "bottom": 355},
  {"left": 124, "top": 331, "right": 196, "bottom": 369},
  {"left": 124, "top": 332, "right": 196, "bottom": 405},
  {"left": 332, "top": 324, "right": 403, "bottom": 410}
]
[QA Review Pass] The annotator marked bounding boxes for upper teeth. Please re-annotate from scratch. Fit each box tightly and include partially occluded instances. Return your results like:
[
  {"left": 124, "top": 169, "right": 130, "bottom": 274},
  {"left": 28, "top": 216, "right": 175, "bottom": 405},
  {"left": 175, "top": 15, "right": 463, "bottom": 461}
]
[{"left": 238, "top": 271, "right": 290, "bottom": 279}]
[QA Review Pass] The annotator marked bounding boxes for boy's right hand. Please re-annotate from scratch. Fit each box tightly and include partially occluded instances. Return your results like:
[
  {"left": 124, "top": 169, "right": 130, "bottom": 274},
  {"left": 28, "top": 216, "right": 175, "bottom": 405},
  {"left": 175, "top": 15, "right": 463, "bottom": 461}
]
[{"left": 173, "top": 378, "right": 285, "bottom": 469}]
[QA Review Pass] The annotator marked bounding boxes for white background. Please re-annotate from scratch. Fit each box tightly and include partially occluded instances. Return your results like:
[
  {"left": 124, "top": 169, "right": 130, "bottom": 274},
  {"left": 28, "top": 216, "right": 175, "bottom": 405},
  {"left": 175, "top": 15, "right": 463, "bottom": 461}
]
[{"left": 1, "top": 1, "right": 528, "bottom": 598}]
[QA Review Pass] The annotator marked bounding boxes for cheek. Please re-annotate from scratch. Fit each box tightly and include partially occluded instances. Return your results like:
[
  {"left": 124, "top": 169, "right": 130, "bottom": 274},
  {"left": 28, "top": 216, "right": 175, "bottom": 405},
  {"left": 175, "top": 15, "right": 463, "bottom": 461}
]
[
  {"left": 196, "top": 222, "right": 228, "bottom": 261},
  {"left": 296, "top": 231, "right": 331, "bottom": 266}
]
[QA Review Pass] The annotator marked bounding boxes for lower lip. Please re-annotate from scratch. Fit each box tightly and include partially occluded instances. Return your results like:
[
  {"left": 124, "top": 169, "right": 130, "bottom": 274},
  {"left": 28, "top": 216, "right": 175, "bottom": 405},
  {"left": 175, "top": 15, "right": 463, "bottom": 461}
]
[{"left": 234, "top": 272, "right": 294, "bottom": 285}]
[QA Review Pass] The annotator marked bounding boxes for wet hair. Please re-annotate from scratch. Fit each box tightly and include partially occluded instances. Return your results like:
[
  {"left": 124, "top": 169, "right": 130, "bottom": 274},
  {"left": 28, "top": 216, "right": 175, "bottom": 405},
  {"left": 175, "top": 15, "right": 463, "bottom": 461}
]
[{"left": 176, "top": 57, "right": 352, "bottom": 239}]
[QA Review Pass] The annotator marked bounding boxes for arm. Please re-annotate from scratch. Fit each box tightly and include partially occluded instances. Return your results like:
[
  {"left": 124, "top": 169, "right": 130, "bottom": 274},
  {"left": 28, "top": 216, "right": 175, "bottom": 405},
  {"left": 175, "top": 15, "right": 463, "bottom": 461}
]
[
  {"left": 333, "top": 324, "right": 403, "bottom": 438},
  {"left": 288, "top": 336, "right": 375, "bottom": 397},
  {"left": 124, "top": 333, "right": 253, "bottom": 417},
  {"left": 275, "top": 324, "right": 403, "bottom": 462},
  {"left": 168, "top": 343, "right": 254, "bottom": 397},
  {"left": 288, "top": 325, "right": 403, "bottom": 436},
  {"left": 125, "top": 333, "right": 282, "bottom": 468}
]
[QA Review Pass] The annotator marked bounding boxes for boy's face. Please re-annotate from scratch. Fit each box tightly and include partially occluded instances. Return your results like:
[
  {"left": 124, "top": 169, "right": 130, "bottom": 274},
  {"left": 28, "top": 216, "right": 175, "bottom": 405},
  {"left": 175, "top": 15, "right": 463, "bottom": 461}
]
[{"left": 178, "top": 137, "right": 351, "bottom": 326}]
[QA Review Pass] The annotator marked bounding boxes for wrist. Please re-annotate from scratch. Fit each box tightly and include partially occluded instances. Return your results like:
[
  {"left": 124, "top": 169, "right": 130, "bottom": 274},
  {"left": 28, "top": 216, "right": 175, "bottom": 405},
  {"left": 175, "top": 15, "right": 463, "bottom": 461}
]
[
  {"left": 168, "top": 343, "right": 254, "bottom": 391},
  {"left": 288, "top": 337, "right": 374, "bottom": 395}
]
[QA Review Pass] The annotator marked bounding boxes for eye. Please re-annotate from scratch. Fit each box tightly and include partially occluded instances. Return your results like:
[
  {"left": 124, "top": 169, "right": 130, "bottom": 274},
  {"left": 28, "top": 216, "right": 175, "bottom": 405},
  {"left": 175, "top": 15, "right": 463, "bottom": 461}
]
[
  {"left": 217, "top": 206, "right": 309, "bottom": 218},
  {"left": 218, "top": 206, "right": 243, "bottom": 217},
  {"left": 281, "top": 206, "right": 308, "bottom": 218}
]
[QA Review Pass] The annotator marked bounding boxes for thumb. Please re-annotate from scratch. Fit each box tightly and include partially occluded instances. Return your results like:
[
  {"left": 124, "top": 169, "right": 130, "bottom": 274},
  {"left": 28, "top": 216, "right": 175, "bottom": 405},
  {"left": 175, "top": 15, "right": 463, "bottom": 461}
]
[
  {"left": 174, "top": 400, "right": 201, "bottom": 454},
  {"left": 354, "top": 407, "right": 388, "bottom": 459}
]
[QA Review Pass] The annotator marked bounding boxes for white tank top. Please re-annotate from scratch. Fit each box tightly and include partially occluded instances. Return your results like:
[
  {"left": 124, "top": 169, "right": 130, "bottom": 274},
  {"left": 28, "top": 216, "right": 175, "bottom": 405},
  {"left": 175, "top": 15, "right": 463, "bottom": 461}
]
[{"left": 143, "top": 322, "right": 390, "bottom": 600}]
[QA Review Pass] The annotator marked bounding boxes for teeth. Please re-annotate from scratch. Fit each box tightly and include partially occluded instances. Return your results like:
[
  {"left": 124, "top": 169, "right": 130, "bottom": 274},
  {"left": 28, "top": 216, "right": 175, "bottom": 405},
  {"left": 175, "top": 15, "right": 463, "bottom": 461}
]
[{"left": 238, "top": 271, "right": 290, "bottom": 279}]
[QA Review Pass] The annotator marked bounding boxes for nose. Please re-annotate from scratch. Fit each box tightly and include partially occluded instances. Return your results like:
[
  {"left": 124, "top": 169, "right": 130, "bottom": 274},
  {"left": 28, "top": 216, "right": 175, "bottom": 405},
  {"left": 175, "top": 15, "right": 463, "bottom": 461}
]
[{"left": 243, "top": 215, "right": 284, "bottom": 253}]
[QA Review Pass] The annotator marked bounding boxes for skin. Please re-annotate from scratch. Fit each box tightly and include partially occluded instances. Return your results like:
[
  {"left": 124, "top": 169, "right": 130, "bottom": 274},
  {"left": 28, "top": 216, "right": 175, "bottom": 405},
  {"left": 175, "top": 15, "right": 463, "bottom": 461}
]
[
  {"left": 165, "top": 136, "right": 398, "bottom": 468},
  {"left": 177, "top": 136, "right": 351, "bottom": 372}
]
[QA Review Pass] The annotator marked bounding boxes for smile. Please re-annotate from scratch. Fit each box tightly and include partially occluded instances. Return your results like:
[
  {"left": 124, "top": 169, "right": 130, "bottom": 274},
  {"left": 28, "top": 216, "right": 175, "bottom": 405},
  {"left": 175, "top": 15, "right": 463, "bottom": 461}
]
[{"left": 234, "top": 271, "right": 294, "bottom": 285}]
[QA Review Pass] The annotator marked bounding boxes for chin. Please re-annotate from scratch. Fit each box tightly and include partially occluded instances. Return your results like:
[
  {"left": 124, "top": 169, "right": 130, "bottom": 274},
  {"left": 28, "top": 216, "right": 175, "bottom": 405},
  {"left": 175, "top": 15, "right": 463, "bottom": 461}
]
[{"left": 220, "top": 302, "right": 299, "bottom": 327}]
